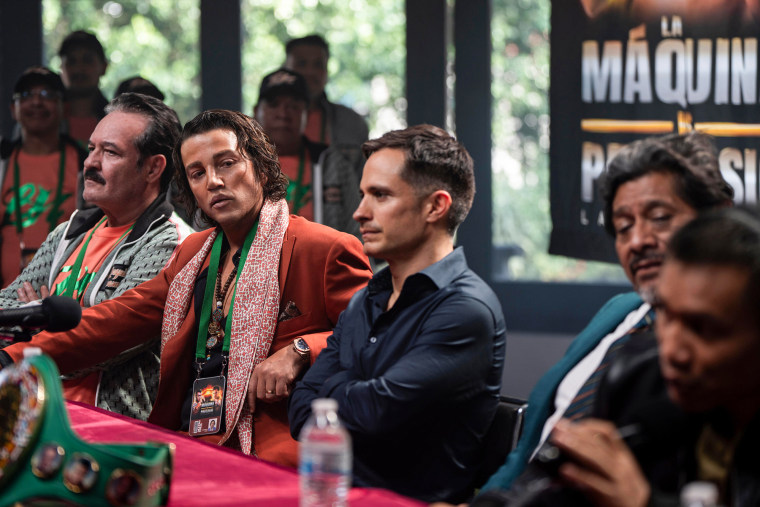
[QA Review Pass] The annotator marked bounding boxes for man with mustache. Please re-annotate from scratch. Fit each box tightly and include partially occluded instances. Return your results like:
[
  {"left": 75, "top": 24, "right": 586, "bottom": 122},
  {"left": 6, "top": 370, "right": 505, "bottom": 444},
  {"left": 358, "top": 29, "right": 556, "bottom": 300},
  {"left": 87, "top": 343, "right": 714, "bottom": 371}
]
[
  {"left": 477, "top": 132, "right": 733, "bottom": 496},
  {"left": 0, "top": 109, "right": 372, "bottom": 468},
  {"left": 0, "top": 92, "right": 193, "bottom": 420},
  {"left": 58, "top": 30, "right": 109, "bottom": 148},
  {"left": 0, "top": 67, "right": 87, "bottom": 287},
  {"left": 545, "top": 206, "right": 760, "bottom": 506}
]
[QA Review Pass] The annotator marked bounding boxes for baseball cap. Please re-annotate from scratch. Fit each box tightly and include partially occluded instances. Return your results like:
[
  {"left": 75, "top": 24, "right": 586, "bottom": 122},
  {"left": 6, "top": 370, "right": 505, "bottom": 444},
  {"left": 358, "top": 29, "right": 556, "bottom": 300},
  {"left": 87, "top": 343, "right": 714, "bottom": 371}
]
[
  {"left": 258, "top": 69, "right": 309, "bottom": 104},
  {"left": 13, "top": 67, "right": 66, "bottom": 97}
]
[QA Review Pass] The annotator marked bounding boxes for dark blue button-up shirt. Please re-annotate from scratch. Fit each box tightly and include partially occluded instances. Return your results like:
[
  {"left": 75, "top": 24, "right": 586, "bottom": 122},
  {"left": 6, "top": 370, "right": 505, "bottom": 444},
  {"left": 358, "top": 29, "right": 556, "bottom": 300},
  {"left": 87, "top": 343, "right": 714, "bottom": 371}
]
[{"left": 289, "top": 247, "right": 507, "bottom": 503}]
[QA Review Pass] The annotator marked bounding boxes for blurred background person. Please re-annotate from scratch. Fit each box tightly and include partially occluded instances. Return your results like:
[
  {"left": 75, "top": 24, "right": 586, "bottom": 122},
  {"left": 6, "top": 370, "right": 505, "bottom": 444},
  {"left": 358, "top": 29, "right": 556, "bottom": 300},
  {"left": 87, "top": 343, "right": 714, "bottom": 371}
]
[
  {"left": 283, "top": 34, "right": 369, "bottom": 151},
  {"left": 0, "top": 66, "right": 85, "bottom": 287},
  {"left": 254, "top": 68, "right": 360, "bottom": 237},
  {"left": 58, "top": 30, "right": 109, "bottom": 147}
]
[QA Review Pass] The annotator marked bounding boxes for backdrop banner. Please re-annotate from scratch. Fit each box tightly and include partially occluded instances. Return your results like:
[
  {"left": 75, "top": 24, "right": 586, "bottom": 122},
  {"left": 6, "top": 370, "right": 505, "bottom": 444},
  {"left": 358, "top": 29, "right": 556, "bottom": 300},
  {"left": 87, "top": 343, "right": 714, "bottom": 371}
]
[{"left": 549, "top": 0, "right": 760, "bottom": 261}]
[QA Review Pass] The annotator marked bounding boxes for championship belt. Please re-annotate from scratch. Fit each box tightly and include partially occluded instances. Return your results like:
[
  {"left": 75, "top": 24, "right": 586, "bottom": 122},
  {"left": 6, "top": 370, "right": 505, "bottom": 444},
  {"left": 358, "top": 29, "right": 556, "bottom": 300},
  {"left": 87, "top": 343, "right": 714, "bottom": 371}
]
[{"left": 0, "top": 348, "right": 173, "bottom": 506}]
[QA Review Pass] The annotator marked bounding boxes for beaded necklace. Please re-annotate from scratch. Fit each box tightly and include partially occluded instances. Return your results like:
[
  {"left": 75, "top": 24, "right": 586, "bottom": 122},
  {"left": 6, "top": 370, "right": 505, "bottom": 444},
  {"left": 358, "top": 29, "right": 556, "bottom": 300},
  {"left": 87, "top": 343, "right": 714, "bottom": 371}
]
[{"left": 206, "top": 256, "right": 238, "bottom": 349}]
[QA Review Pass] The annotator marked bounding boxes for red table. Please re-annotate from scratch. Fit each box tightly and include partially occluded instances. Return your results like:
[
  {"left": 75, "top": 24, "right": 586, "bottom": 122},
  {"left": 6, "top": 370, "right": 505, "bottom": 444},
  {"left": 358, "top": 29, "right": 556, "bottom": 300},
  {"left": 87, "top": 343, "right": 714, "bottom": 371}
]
[{"left": 66, "top": 401, "right": 424, "bottom": 506}]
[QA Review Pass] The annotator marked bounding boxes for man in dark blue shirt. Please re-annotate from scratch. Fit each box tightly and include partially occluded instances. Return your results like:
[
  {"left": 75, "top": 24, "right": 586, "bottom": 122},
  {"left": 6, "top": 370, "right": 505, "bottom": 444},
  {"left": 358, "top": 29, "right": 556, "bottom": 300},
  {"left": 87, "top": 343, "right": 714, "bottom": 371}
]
[{"left": 288, "top": 124, "right": 507, "bottom": 503}]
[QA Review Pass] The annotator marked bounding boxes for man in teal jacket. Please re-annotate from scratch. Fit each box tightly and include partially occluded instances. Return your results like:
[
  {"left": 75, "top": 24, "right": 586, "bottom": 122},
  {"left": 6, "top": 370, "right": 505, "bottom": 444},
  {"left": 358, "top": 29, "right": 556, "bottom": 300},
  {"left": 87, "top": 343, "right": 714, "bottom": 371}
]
[{"left": 481, "top": 132, "right": 734, "bottom": 494}]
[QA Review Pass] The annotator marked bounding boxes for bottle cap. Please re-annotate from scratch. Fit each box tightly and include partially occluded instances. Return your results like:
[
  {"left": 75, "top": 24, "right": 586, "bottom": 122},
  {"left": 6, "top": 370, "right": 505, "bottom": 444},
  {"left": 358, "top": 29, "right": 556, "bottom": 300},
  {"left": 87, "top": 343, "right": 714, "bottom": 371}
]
[
  {"left": 311, "top": 398, "right": 338, "bottom": 412},
  {"left": 23, "top": 347, "right": 42, "bottom": 358},
  {"left": 681, "top": 481, "right": 718, "bottom": 505}
]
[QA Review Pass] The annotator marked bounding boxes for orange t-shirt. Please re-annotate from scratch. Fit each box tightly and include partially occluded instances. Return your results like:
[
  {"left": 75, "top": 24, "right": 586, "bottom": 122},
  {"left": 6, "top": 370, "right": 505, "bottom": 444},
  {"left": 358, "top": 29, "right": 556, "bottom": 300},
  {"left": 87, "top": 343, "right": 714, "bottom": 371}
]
[
  {"left": 303, "top": 108, "right": 329, "bottom": 145},
  {"left": 1, "top": 146, "right": 80, "bottom": 287},
  {"left": 51, "top": 220, "right": 133, "bottom": 301},
  {"left": 51, "top": 219, "right": 134, "bottom": 405},
  {"left": 280, "top": 153, "right": 314, "bottom": 220}
]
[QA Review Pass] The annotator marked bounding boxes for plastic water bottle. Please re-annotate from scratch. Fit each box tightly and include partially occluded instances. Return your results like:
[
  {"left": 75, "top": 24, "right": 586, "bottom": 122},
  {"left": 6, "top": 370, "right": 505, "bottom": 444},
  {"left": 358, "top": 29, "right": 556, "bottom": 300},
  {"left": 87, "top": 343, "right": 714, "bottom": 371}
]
[
  {"left": 680, "top": 481, "right": 719, "bottom": 507},
  {"left": 299, "top": 398, "right": 352, "bottom": 507}
]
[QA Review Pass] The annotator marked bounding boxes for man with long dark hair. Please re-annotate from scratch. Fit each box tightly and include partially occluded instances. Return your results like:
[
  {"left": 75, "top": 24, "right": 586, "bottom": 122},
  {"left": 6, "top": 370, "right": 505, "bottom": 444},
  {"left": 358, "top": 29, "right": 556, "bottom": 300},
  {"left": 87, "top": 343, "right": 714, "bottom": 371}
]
[{"left": 2, "top": 109, "right": 371, "bottom": 466}]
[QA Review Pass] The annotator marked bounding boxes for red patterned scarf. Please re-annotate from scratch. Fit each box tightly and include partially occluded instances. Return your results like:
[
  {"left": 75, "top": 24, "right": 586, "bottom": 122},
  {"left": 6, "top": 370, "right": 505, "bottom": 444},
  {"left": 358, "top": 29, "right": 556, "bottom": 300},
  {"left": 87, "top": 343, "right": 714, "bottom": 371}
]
[{"left": 160, "top": 198, "right": 289, "bottom": 454}]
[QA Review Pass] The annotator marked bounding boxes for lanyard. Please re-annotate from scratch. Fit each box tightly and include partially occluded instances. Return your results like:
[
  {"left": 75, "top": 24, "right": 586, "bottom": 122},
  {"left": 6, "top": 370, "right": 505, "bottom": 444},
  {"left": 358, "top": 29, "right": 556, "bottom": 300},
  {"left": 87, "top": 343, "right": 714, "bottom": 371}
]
[
  {"left": 59, "top": 216, "right": 134, "bottom": 300},
  {"left": 195, "top": 222, "right": 258, "bottom": 361},
  {"left": 285, "top": 145, "right": 310, "bottom": 214},
  {"left": 11, "top": 144, "right": 68, "bottom": 235}
]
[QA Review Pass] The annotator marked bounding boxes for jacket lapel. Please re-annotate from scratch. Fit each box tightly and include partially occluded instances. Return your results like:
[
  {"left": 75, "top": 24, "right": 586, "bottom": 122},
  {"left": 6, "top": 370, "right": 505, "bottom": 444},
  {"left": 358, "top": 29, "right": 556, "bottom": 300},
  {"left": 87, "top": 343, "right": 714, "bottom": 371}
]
[{"left": 278, "top": 225, "right": 296, "bottom": 296}]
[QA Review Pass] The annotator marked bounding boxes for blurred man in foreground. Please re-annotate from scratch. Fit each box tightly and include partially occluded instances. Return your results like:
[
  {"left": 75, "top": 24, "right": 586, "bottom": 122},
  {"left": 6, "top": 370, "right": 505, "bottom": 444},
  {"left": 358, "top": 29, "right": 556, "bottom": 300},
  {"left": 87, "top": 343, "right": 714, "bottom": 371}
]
[
  {"left": 1, "top": 67, "right": 86, "bottom": 286},
  {"left": 550, "top": 207, "right": 760, "bottom": 506}
]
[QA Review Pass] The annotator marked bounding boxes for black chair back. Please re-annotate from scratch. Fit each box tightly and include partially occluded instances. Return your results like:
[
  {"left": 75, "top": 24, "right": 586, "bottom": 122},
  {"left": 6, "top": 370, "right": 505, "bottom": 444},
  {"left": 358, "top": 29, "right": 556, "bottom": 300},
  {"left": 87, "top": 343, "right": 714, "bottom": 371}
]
[{"left": 471, "top": 396, "right": 527, "bottom": 490}]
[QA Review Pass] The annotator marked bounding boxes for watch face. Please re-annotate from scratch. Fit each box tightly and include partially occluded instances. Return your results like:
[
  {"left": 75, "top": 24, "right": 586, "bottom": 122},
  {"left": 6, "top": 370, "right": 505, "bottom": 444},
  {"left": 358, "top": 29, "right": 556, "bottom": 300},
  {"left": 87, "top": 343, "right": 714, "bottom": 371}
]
[
  {"left": 0, "top": 361, "right": 46, "bottom": 483},
  {"left": 294, "top": 338, "right": 309, "bottom": 353}
]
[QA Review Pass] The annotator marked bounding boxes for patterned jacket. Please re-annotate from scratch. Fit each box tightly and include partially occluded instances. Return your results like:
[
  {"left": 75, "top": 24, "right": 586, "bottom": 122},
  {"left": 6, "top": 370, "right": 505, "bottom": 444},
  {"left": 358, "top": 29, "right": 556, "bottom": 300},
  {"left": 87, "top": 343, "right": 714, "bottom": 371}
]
[
  {"left": 302, "top": 137, "right": 362, "bottom": 239},
  {"left": 0, "top": 194, "right": 193, "bottom": 420},
  {"left": 317, "top": 93, "right": 369, "bottom": 149}
]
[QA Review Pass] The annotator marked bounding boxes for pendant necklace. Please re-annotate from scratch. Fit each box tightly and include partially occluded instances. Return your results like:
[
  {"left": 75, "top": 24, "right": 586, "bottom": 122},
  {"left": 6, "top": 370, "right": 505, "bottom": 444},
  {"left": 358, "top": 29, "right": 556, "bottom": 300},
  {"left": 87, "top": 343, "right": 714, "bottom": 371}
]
[{"left": 206, "top": 260, "right": 238, "bottom": 349}]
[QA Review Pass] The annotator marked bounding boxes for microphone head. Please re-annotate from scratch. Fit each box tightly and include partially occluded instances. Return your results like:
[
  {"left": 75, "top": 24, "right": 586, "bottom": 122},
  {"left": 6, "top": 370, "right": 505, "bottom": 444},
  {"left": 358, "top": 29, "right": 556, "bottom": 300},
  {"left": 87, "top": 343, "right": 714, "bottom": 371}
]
[{"left": 40, "top": 296, "right": 82, "bottom": 332}]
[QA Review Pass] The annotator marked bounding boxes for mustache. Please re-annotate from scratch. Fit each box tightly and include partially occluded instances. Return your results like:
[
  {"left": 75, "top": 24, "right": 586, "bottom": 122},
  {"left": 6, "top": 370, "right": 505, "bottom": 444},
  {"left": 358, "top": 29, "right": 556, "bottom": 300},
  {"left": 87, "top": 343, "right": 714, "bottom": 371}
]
[
  {"left": 629, "top": 251, "right": 664, "bottom": 273},
  {"left": 83, "top": 169, "right": 106, "bottom": 185}
]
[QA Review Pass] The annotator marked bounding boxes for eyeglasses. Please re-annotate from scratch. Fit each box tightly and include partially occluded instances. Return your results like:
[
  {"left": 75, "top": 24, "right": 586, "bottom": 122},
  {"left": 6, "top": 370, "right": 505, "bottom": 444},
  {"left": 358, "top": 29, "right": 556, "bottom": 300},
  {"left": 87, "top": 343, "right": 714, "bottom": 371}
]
[{"left": 12, "top": 89, "right": 62, "bottom": 103}]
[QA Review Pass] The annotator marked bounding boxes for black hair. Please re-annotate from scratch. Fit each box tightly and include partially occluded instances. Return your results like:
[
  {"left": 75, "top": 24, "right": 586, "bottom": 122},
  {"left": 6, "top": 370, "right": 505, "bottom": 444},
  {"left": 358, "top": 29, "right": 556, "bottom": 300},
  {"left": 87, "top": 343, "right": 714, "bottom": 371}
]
[
  {"left": 600, "top": 132, "right": 733, "bottom": 236},
  {"left": 115, "top": 76, "right": 165, "bottom": 101},
  {"left": 105, "top": 93, "right": 181, "bottom": 192},
  {"left": 58, "top": 30, "right": 106, "bottom": 63},
  {"left": 362, "top": 124, "right": 475, "bottom": 234},
  {"left": 668, "top": 206, "right": 760, "bottom": 302},
  {"left": 172, "top": 109, "right": 288, "bottom": 225},
  {"left": 285, "top": 34, "right": 330, "bottom": 58}
]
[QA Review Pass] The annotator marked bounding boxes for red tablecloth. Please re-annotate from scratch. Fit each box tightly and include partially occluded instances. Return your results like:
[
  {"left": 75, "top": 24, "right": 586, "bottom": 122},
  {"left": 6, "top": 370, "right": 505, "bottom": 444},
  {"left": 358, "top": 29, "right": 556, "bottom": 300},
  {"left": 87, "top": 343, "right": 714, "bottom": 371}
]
[{"left": 65, "top": 401, "right": 424, "bottom": 507}]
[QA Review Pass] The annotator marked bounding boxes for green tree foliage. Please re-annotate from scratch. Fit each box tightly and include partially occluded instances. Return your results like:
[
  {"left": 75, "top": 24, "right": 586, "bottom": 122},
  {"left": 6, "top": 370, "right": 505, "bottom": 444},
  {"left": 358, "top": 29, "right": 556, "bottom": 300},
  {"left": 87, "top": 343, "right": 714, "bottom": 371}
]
[
  {"left": 491, "top": 0, "right": 624, "bottom": 281},
  {"left": 42, "top": 0, "right": 405, "bottom": 134},
  {"left": 43, "top": 0, "right": 200, "bottom": 124},
  {"left": 240, "top": 0, "right": 405, "bottom": 135}
]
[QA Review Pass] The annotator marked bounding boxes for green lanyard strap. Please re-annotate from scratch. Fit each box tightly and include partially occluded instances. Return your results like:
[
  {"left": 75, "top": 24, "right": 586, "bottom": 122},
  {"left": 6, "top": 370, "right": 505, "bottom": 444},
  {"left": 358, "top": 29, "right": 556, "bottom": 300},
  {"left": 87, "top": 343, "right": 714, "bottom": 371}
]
[
  {"left": 59, "top": 217, "right": 134, "bottom": 301},
  {"left": 285, "top": 145, "right": 310, "bottom": 215},
  {"left": 10, "top": 143, "right": 69, "bottom": 236},
  {"left": 195, "top": 222, "right": 258, "bottom": 361}
]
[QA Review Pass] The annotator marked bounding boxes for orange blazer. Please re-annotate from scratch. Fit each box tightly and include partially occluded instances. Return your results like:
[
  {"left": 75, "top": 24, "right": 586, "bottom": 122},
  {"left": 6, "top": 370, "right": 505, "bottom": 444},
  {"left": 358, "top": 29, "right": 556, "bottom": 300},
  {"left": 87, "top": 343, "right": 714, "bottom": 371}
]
[{"left": 4, "top": 216, "right": 372, "bottom": 467}]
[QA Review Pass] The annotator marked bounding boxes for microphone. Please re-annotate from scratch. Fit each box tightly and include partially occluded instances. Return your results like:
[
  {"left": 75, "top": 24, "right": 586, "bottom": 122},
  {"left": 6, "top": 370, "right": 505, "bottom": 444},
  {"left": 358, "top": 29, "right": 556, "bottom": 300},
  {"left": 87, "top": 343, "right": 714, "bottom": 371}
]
[{"left": 0, "top": 296, "right": 82, "bottom": 332}]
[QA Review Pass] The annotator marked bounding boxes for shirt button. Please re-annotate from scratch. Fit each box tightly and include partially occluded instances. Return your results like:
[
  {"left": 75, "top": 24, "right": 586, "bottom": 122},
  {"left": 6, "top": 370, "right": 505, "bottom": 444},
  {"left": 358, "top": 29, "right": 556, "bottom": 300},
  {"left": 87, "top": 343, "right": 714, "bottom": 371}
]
[{"left": 369, "top": 336, "right": 377, "bottom": 343}]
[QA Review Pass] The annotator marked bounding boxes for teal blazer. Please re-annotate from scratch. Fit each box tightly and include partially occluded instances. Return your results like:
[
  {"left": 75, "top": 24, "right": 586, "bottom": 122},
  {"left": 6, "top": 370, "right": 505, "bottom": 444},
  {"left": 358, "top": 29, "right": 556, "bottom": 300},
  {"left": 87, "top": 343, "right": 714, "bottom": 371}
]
[{"left": 481, "top": 292, "right": 644, "bottom": 492}]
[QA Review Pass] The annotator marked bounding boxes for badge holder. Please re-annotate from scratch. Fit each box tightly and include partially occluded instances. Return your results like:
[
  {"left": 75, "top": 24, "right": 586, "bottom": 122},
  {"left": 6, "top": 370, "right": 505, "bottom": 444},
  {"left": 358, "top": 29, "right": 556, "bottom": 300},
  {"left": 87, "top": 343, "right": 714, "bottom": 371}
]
[
  {"left": 188, "top": 374, "right": 225, "bottom": 437},
  {"left": 0, "top": 348, "right": 173, "bottom": 506}
]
